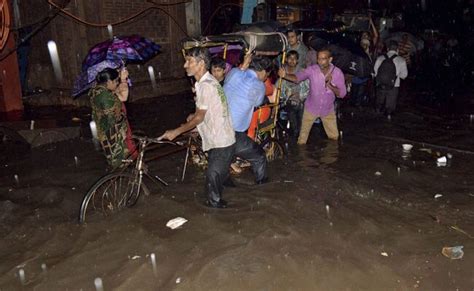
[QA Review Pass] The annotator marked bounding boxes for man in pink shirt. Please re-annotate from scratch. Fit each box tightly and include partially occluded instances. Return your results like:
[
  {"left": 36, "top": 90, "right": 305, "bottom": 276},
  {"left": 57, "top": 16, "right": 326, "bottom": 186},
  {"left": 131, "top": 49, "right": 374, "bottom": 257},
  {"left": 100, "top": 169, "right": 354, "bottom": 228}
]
[{"left": 278, "top": 48, "right": 346, "bottom": 144}]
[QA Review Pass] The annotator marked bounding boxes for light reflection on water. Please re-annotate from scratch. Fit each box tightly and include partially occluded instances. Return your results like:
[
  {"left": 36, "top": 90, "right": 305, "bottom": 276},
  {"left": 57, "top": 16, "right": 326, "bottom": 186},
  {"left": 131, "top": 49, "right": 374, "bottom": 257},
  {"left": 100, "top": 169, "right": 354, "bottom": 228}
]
[{"left": 296, "top": 140, "right": 340, "bottom": 167}]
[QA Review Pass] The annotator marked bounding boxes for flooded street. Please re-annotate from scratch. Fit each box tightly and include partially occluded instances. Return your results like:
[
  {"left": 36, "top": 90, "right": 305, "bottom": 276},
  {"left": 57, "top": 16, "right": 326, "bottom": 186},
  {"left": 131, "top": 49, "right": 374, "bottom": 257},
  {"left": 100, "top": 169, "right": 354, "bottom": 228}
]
[{"left": 0, "top": 94, "right": 473, "bottom": 290}]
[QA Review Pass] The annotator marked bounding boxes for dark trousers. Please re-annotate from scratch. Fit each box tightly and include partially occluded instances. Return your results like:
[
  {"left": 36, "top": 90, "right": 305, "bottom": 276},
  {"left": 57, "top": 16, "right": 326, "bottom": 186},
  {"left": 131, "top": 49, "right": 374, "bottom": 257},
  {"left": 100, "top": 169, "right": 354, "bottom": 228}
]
[
  {"left": 206, "top": 144, "right": 235, "bottom": 203},
  {"left": 376, "top": 87, "right": 399, "bottom": 114},
  {"left": 351, "top": 82, "right": 368, "bottom": 106},
  {"left": 234, "top": 131, "right": 267, "bottom": 182},
  {"left": 286, "top": 102, "right": 304, "bottom": 138}
]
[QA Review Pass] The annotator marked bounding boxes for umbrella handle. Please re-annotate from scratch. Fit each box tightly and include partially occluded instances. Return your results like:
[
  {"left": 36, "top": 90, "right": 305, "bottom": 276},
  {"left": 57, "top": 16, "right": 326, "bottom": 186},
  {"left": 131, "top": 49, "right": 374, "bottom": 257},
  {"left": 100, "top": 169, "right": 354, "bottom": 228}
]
[{"left": 118, "top": 63, "right": 132, "bottom": 87}]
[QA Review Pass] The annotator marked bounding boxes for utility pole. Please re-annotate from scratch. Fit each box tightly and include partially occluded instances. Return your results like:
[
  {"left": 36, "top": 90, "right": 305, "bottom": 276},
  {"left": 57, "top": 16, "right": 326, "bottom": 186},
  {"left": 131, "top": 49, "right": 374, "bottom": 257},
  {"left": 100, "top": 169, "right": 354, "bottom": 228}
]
[{"left": 0, "top": 0, "right": 23, "bottom": 119}]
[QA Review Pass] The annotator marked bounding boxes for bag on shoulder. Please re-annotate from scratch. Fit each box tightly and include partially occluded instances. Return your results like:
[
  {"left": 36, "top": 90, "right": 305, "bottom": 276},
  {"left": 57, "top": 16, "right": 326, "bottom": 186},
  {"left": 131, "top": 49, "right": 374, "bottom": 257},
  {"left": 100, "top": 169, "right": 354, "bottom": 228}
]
[{"left": 376, "top": 54, "right": 397, "bottom": 90}]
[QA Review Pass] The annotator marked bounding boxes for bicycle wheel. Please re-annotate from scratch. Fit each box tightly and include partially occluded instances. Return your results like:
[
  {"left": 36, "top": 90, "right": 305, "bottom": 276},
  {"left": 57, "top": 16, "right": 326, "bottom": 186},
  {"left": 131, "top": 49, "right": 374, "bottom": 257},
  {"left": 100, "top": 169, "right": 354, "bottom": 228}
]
[
  {"left": 261, "top": 137, "right": 285, "bottom": 162},
  {"left": 79, "top": 172, "right": 149, "bottom": 223}
]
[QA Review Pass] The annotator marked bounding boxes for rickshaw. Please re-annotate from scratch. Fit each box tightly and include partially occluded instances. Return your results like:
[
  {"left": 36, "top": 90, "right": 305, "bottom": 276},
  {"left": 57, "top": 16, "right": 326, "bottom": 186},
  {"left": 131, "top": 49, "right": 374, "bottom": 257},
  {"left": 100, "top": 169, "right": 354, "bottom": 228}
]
[{"left": 181, "top": 31, "right": 288, "bottom": 164}]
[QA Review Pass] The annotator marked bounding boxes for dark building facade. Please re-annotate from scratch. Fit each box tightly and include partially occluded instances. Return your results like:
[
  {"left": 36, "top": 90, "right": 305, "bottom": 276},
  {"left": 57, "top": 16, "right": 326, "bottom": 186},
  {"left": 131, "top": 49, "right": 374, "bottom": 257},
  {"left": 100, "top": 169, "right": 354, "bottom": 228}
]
[{"left": 17, "top": 0, "right": 189, "bottom": 100}]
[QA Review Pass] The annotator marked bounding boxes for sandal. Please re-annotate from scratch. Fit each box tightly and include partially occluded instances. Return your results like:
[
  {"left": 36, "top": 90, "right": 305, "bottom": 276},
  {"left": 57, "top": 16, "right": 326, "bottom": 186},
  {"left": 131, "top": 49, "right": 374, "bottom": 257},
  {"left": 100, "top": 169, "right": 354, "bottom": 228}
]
[{"left": 230, "top": 162, "right": 242, "bottom": 174}]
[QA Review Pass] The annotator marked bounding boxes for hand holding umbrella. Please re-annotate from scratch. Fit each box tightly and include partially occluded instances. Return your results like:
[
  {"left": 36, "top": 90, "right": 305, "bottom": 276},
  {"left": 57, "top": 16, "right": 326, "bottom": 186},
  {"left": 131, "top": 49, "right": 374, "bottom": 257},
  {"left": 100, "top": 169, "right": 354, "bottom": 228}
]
[
  {"left": 73, "top": 35, "right": 161, "bottom": 97},
  {"left": 116, "top": 67, "right": 130, "bottom": 102},
  {"left": 119, "top": 67, "right": 129, "bottom": 82}
]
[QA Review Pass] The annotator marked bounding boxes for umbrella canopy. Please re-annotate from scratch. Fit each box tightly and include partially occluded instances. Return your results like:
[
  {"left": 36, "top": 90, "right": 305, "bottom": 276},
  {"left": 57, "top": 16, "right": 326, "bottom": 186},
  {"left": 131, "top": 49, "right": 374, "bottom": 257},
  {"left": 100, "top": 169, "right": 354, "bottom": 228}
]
[
  {"left": 72, "top": 60, "right": 122, "bottom": 97},
  {"left": 73, "top": 35, "right": 161, "bottom": 97},
  {"left": 306, "top": 32, "right": 372, "bottom": 78},
  {"left": 82, "top": 35, "right": 161, "bottom": 70}
]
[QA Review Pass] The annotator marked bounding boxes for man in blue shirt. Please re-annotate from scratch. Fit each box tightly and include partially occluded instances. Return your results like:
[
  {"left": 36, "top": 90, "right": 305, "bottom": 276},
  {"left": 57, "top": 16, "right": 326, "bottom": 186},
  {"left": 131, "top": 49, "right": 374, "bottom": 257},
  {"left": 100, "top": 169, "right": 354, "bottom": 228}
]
[{"left": 224, "top": 55, "right": 270, "bottom": 184}]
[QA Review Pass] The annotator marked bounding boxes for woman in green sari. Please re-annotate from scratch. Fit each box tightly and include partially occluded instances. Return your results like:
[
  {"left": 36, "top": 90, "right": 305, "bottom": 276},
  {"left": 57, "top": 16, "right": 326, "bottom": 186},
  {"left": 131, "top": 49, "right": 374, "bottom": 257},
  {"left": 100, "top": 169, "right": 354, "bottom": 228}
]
[{"left": 89, "top": 68, "right": 136, "bottom": 169}]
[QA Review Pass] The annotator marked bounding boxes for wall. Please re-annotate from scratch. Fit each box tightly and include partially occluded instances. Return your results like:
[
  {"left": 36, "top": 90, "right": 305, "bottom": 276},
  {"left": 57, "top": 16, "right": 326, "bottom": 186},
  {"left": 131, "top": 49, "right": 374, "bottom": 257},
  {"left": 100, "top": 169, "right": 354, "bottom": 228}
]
[
  {"left": 18, "top": 0, "right": 189, "bottom": 102},
  {"left": 185, "top": 0, "right": 201, "bottom": 38}
]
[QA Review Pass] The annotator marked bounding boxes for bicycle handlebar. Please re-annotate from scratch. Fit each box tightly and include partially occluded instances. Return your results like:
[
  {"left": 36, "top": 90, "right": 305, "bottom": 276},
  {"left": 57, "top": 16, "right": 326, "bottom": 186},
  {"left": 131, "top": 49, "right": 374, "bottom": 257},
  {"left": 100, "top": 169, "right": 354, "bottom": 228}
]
[{"left": 132, "top": 135, "right": 184, "bottom": 146}]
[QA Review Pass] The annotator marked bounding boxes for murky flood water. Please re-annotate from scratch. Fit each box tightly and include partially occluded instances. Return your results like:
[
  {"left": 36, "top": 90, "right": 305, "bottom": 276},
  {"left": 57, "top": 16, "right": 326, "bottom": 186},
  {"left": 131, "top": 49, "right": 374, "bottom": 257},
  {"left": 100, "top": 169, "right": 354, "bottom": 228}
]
[{"left": 0, "top": 95, "right": 473, "bottom": 290}]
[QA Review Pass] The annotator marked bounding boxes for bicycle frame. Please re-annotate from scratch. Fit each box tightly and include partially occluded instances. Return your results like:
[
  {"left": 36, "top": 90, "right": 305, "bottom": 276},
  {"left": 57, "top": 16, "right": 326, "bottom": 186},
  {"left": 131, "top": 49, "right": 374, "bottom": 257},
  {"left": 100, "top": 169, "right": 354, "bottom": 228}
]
[{"left": 125, "top": 135, "right": 184, "bottom": 187}]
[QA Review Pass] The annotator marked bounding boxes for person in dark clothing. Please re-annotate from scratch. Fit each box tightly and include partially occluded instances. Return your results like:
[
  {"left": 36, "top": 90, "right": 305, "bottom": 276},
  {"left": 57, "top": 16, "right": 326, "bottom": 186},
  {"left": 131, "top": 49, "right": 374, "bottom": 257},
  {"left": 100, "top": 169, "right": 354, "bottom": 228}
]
[{"left": 373, "top": 41, "right": 408, "bottom": 117}]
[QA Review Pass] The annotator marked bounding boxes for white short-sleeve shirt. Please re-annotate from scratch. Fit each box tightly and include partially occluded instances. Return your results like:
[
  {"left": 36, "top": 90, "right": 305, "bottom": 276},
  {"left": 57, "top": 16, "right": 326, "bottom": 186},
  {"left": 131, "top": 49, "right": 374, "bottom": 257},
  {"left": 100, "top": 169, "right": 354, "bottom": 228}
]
[{"left": 195, "top": 72, "right": 235, "bottom": 151}]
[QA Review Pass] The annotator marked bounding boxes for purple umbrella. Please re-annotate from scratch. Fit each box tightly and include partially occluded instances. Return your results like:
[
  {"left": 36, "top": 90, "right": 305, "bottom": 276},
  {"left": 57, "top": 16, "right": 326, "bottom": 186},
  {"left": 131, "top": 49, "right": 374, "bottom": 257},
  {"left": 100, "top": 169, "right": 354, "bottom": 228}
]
[
  {"left": 82, "top": 35, "right": 161, "bottom": 70},
  {"left": 72, "top": 59, "right": 122, "bottom": 97}
]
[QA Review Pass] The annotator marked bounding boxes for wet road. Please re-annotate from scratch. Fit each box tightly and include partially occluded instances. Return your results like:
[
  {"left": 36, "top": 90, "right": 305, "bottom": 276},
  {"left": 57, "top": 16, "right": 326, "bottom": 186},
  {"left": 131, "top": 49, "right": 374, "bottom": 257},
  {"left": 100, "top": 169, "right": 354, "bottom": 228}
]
[{"left": 0, "top": 94, "right": 473, "bottom": 290}]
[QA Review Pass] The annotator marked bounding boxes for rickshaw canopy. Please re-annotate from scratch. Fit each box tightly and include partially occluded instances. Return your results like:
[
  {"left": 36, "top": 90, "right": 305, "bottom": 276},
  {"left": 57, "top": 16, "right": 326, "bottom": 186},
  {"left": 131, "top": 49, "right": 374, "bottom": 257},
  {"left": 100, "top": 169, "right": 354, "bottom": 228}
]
[{"left": 182, "top": 32, "right": 288, "bottom": 56}]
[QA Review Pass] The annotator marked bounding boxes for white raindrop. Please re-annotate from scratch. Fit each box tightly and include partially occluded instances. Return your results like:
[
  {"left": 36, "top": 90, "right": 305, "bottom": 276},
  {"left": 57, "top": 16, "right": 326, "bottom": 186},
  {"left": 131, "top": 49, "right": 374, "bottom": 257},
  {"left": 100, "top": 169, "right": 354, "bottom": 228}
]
[
  {"left": 148, "top": 66, "right": 157, "bottom": 91},
  {"left": 47, "top": 41, "right": 63, "bottom": 83},
  {"left": 94, "top": 277, "right": 104, "bottom": 291},
  {"left": 150, "top": 253, "right": 157, "bottom": 276},
  {"left": 107, "top": 24, "right": 113, "bottom": 39},
  {"left": 18, "top": 268, "right": 26, "bottom": 285}
]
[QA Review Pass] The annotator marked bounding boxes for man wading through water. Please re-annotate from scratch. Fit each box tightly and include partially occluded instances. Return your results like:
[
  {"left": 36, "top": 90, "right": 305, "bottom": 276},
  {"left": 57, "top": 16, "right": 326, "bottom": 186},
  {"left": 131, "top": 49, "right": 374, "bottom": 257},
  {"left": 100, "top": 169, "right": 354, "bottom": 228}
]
[
  {"left": 159, "top": 47, "right": 235, "bottom": 209},
  {"left": 278, "top": 48, "right": 346, "bottom": 144}
]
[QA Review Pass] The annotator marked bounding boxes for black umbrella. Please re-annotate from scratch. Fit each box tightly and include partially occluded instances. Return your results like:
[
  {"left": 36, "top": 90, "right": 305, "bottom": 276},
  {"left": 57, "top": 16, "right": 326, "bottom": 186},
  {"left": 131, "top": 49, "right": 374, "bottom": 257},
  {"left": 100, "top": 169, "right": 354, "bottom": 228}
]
[
  {"left": 236, "top": 21, "right": 285, "bottom": 33},
  {"left": 288, "top": 20, "right": 347, "bottom": 33},
  {"left": 306, "top": 32, "right": 372, "bottom": 78}
]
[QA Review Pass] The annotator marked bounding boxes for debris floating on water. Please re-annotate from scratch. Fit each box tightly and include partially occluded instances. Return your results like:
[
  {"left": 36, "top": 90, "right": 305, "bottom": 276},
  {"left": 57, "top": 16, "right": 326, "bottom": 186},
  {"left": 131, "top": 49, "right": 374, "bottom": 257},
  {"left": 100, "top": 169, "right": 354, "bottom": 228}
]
[
  {"left": 166, "top": 217, "right": 188, "bottom": 229},
  {"left": 374, "top": 171, "right": 382, "bottom": 176},
  {"left": 419, "top": 148, "right": 432, "bottom": 154},
  {"left": 176, "top": 277, "right": 181, "bottom": 284},
  {"left": 449, "top": 226, "right": 474, "bottom": 239},
  {"left": 436, "top": 156, "right": 447, "bottom": 167},
  {"left": 434, "top": 194, "right": 443, "bottom": 199},
  {"left": 402, "top": 144, "right": 413, "bottom": 151},
  {"left": 442, "top": 246, "right": 464, "bottom": 260},
  {"left": 380, "top": 252, "right": 389, "bottom": 257}
]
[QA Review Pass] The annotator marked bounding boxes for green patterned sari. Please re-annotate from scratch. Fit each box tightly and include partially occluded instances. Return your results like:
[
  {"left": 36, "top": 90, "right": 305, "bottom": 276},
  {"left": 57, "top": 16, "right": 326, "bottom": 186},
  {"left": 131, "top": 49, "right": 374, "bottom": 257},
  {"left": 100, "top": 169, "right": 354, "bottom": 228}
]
[{"left": 89, "top": 86, "right": 130, "bottom": 169}]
